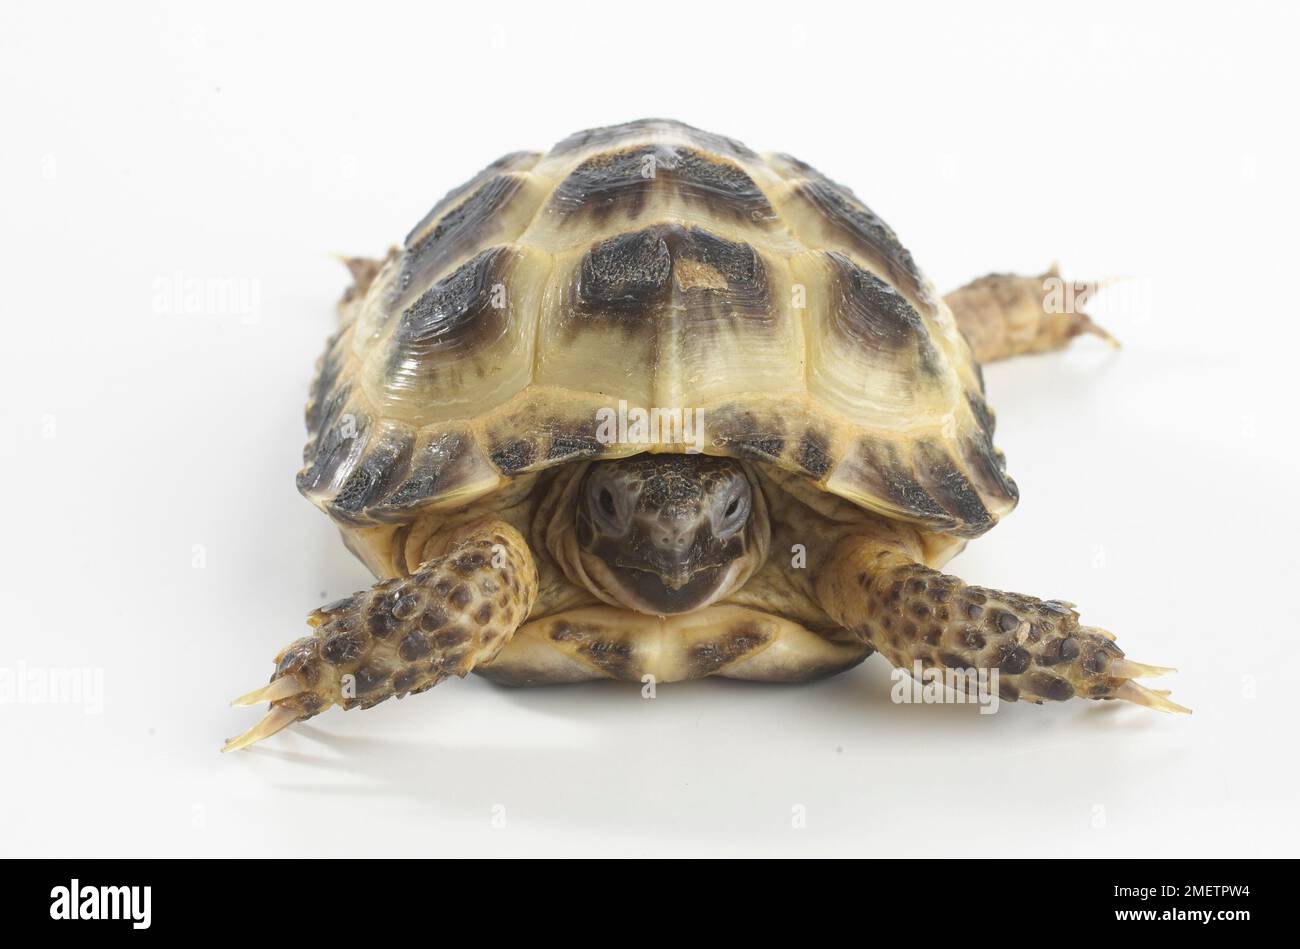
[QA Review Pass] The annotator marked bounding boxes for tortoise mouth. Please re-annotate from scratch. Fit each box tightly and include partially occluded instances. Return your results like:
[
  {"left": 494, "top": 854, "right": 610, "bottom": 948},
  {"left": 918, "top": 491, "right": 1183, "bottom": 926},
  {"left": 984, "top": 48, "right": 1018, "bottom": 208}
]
[
  {"left": 606, "top": 562, "right": 734, "bottom": 615},
  {"left": 593, "top": 560, "right": 743, "bottom": 616}
]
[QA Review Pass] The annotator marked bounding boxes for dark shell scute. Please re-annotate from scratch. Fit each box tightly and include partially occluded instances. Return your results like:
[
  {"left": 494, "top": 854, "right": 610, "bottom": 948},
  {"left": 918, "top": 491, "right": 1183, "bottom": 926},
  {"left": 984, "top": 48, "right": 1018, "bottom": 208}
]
[
  {"left": 961, "top": 433, "right": 1020, "bottom": 507},
  {"left": 304, "top": 332, "right": 346, "bottom": 435},
  {"left": 710, "top": 406, "right": 788, "bottom": 463},
  {"left": 914, "top": 441, "right": 991, "bottom": 534},
  {"left": 576, "top": 224, "right": 769, "bottom": 326},
  {"left": 550, "top": 144, "right": 775, "bottom": 224},
  {"left": 379, "top": 433, "right": 473, "bottom": 512},
  {"left": 827, "top": 253, "right": 936, "bottom": 366},
  {"left": 302, "top": 378, "right": 356, "bottom": 465},
  {"left": 966, "top": 393, "right": 997, "bottom": 438},
  {"left": 795, "top": 176, "right": 929, "bottom": 306},
  {"left": 388, "top": 248, "right": 512, "bottom": 366},
  {"left": 795, "top": 430, "right": 833, "bottom": 478},
  {"left": 329, "top": 426, "right": 415, "bottom": 516},
  {"left": 545, "top": 429, "right": 606, "bottom": 463},
  {"left": 854, "top": 440, "right": 953, "bottom": 524},
  {"left": 488, "top": 437, "right": 537, "bottom": 474},
  {"left": 403, "top": 151, "right": 539, "bottom": 248},
  {"left": 396, "top": 175, "right": 525, "bottom": 300},
  {"left": 297, "top": 401, "right": 370, "bottom": 498},
  {"left": 579, "top": 228, "right": 673, "bottom": 312}
]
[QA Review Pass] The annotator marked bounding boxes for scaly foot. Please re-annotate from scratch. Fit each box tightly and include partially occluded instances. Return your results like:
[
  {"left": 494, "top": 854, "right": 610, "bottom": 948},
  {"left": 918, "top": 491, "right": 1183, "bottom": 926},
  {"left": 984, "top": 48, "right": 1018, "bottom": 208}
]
[{"left": 223, "top": 521, "right": 537, "bottom": 751}]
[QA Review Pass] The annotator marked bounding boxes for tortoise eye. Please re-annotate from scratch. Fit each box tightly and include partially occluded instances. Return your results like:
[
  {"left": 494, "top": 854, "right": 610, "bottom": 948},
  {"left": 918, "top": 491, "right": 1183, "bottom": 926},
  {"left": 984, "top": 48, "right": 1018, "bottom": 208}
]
[
  {"left": 588, "top": 478, "right": 632, "bottom": 536},
  {"left": 713, "top": 482, "right": 751, "bottom": 538}
]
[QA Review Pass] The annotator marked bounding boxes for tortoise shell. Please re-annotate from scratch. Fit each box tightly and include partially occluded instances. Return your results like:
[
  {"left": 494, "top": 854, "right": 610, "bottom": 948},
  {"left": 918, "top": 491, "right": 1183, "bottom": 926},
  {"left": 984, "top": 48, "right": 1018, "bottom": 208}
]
[{"left": 297, "top": 119, "right": 1018, "bottom": 539}]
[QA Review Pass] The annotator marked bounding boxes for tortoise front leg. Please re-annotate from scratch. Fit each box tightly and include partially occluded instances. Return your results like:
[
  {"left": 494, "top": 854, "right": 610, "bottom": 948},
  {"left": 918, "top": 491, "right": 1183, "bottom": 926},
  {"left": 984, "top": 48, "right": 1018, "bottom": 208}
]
[
  {"left": 814, "top": 537, "right": 1187, "bottom": 712},
  {"left": 223, "top": 520, "right": 537, "bottom": 751},
  {"left": 944, "top": 267, "right": 1118, "bottom": 363}
]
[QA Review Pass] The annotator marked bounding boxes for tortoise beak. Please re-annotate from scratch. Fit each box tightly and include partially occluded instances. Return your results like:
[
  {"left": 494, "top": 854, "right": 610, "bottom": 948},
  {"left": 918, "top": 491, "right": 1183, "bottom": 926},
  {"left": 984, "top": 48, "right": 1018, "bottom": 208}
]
[
  {"left": 661, "top": 557, "right": 694, "bottom": 591},
  {"left": 609, "top": 519, "right": 729, "bottom": 610},
  {"left": 614, "top": 562, "right": 730, "bottom": 614}
]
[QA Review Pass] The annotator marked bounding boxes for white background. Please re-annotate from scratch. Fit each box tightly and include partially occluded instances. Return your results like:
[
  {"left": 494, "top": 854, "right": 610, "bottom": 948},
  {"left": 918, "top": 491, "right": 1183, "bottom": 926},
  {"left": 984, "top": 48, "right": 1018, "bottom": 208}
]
[{"left": 2, "top": 0, "right": 1297, "bottom": 857}]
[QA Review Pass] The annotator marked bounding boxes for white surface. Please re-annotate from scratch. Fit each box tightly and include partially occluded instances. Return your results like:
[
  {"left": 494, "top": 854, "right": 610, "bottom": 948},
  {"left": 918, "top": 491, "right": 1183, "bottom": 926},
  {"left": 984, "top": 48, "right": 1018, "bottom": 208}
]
[{"left": 2, "top": 0, "right": 1298, "bottom": 857}]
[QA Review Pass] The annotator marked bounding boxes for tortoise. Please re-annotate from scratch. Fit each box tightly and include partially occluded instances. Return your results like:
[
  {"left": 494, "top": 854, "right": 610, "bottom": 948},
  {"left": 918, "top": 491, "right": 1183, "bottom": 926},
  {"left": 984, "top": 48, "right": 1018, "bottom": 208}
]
[{"left": 225, "top": 118, "right": 1184, "bottom": 751}]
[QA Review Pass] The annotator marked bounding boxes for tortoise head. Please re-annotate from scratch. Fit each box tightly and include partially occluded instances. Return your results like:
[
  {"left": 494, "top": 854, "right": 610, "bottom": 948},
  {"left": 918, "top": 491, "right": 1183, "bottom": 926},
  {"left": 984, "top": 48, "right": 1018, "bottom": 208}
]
[{"left": 573, "top": 455, "right": 769, "bottom": 615}]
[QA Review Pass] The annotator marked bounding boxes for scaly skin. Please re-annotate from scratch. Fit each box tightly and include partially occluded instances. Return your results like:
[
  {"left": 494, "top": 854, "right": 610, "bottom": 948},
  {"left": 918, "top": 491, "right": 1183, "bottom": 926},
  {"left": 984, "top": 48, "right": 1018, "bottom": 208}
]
[
  {"left": 944, "top": 267, "right": 1118, "bottom": 363},
  {"left": 814, "top": 539, "right": 1184, "bottom": 710},
  {"left": 224, "top": 520, "right": 537, "bottom": 751}
]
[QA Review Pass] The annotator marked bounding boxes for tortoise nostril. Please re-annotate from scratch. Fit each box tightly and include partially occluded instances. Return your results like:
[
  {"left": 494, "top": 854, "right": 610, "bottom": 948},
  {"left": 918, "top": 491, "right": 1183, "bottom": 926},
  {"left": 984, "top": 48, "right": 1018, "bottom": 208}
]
[{"left": 652, "top": 527, "right": 691, "bottom": 551}]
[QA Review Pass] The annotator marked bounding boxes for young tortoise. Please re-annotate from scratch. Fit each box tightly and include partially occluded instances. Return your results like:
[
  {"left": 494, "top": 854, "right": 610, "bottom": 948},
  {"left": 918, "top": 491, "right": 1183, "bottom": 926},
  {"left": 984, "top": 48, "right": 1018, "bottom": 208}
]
[{"left": 226, "top": 119, "right": 1182, "bottom": 751}]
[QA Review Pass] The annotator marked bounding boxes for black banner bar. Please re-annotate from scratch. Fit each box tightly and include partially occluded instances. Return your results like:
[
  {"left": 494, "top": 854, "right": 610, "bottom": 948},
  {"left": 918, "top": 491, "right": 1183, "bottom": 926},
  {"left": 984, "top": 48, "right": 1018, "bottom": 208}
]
[{"left": 3, "top": 858, "right": 1284, "bottom": 933}]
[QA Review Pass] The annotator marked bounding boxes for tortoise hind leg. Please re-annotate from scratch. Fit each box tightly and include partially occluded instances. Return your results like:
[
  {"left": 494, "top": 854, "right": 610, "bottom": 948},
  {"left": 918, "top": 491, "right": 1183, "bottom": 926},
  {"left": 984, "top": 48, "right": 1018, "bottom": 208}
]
[
  {"left": 814, "top": 537, "right": 1188, "bottom": 713},
  {"left": 223, "top": 520, "right": 537, "bottom": 751},
  {"left": 944, "top": 266, "right": 1118, "bottom": 363}
]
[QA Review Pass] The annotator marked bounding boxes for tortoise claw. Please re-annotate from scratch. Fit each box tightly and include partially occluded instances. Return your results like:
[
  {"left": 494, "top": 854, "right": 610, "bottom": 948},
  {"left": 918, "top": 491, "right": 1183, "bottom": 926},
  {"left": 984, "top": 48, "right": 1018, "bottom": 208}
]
[
  {"left": 222, "top": 704, "right": 303, "bottom": 753},
  {"left": 1114, "top": 680, "right": 1191, "bottom": 715},
  {"left": 230, "top": 674, "right": 304, "bottom": 707},
  {"left": 1109, "top": 659, "right": 1176, "bottom": 680}
]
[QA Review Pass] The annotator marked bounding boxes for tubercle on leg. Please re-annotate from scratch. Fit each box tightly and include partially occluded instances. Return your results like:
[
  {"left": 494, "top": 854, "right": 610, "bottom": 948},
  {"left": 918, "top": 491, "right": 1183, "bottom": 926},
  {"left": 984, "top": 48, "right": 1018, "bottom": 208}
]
[
  {"left": 222, "top": 522, "right": 537, "bottom": 752},
  {"left": 818, "top": 539, "right": 1187, "bottom": 713}
]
